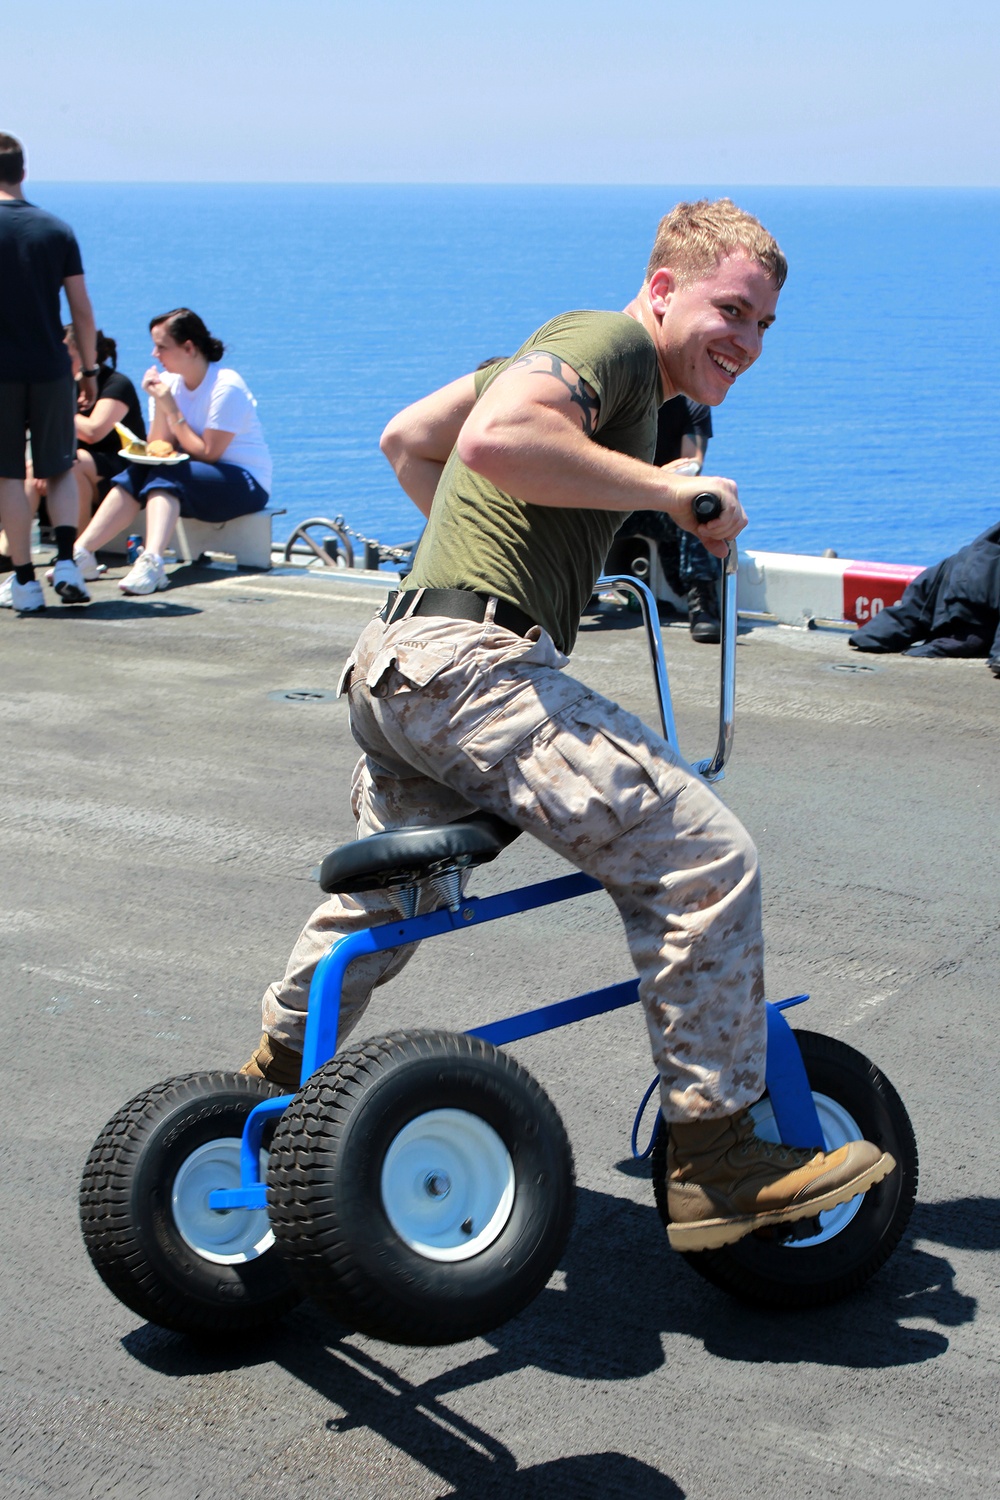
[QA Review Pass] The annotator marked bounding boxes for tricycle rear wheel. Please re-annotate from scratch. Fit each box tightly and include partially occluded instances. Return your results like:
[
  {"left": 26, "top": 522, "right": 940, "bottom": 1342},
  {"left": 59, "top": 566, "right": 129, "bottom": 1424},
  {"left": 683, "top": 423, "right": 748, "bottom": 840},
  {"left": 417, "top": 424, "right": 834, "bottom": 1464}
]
[
  {"left": 80, "top": 1071, "right": 301, "bottom": 1335},
  {"left": 267, "top": 1029, "right": 575, "bottom": 1344}
]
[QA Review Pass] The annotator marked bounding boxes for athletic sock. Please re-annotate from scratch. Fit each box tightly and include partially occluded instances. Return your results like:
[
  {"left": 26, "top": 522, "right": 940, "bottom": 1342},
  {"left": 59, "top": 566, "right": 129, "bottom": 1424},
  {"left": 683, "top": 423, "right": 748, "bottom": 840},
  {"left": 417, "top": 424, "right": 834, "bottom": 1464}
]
[
  {"left": 54, "top": 526, "right": 77, "bottom": 562},
  {"left": 14, "top": 563, "right": 36, "bottom": 585},
  {"left": 0, "top": 553, "right": 13, "bottom": 574}
]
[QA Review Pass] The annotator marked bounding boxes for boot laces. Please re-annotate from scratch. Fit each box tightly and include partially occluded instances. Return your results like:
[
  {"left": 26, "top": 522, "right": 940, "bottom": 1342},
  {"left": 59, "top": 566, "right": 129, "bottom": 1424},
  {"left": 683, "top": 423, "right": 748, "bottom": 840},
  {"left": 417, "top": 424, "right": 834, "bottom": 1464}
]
[{"left": 733, "top": 1111, "right": 816, "bottom": 1166}]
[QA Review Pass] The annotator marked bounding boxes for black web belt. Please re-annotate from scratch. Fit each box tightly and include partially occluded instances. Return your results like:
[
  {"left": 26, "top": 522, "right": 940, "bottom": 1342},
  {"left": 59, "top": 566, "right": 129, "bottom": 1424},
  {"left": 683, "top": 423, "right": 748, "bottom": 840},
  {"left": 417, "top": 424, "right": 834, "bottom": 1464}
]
[{"left": 380, "top": 588, "right": 537, "bottom": 639}]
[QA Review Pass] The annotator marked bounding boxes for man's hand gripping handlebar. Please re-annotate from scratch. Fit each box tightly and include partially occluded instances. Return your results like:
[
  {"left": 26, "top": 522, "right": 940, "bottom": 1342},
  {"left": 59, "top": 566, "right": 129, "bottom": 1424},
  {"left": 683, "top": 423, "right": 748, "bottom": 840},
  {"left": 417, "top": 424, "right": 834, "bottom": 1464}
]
[{"left": 692, "top": 493, "right": 723, "bottom": 524}]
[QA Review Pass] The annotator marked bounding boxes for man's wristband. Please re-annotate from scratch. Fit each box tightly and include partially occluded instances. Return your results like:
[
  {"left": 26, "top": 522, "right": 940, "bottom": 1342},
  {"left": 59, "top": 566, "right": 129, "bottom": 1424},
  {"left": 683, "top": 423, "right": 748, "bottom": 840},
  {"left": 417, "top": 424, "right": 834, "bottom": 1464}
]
[
  {"left": 80, "top": 367, "right": 99, "bottom": 377},
  {"left": 172, "top": 412, "right": 187, "bottom": 425}
]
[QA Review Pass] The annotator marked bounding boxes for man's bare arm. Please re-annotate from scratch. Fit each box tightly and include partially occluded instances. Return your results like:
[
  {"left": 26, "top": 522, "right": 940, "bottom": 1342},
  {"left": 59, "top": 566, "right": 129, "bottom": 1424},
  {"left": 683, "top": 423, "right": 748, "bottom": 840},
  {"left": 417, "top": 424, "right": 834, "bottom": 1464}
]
[
  {"left": 679, "top": 433, "right": 707, "bottom": 471},
  {"left": 504, "top": 351, "right": 601, "bottom": 435},
  {"left": 380, "top": 373, "right": 479, "bottom": 518},
  {"left": 63, "top": 275, "right": 98, "bottom": 407},
  {"left": 456, "top": 353, "right": 744, "bottom": 554}
]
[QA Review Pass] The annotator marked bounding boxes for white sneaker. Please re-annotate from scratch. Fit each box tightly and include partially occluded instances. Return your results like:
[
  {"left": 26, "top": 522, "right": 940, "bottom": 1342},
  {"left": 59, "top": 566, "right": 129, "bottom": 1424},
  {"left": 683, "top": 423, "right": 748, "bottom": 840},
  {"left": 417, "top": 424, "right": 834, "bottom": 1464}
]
[
  {"left": 9, "top": 577, "right": 45, "bottom": 613},
  {"left": 51, "top": 557, "right": 92, "bottom": 605},
  {"left": 120, "top": 550, "right": 168, "bottom": 595},
  {"left": 0, "top": 573, "right": 13, "bottom": 608},
  {"left": 46, "top": 546, "right": 105, "bottom": 584},
  {"left": 75, "top": 545, "right": 106, "bottom": 581}
]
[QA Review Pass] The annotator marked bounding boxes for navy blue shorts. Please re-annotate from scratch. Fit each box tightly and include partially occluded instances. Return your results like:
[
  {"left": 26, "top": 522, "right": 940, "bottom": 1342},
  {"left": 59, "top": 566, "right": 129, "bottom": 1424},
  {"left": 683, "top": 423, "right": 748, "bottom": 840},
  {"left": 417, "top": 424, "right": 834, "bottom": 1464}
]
[{"left": 117, "top": 460, "right": 269, "bottom": 522}]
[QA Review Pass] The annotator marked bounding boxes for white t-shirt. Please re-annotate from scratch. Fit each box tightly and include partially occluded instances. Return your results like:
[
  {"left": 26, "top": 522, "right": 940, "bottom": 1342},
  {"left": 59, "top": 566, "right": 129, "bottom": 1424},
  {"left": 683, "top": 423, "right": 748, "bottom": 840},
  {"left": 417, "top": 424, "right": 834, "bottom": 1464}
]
[{"left": 156, "top": 366, "right": 273, "bottom": 493}]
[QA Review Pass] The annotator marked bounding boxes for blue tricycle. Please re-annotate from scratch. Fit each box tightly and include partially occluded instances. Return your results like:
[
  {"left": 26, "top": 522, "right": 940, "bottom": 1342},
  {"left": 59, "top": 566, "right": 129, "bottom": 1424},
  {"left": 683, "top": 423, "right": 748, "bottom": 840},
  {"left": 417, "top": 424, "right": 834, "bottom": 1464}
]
[{"left": 80, "top": 538, "right": 918, "bottom": 1344}]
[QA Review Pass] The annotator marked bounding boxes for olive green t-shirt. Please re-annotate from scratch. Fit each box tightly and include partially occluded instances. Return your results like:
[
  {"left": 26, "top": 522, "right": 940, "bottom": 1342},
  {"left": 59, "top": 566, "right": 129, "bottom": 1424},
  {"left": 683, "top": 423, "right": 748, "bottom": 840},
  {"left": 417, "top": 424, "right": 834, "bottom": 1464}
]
[{"left": 405, "top": 310, "right": 661, "bottom": 655}]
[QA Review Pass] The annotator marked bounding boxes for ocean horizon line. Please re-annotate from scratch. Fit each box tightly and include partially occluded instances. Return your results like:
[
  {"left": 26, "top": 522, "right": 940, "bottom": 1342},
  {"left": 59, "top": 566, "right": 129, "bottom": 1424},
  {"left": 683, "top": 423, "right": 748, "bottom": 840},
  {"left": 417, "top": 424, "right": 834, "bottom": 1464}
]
[{"left": 28, "top": 180, "right": 1000, "bottom": 193}]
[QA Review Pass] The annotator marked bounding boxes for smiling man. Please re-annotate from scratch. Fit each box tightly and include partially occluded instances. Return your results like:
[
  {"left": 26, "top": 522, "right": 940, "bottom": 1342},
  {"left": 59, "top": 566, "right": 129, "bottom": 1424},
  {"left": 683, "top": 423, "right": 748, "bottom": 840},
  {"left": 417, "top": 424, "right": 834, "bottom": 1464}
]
[{"left": 244, "top": 199, "right": 894, "bottom": 1251}]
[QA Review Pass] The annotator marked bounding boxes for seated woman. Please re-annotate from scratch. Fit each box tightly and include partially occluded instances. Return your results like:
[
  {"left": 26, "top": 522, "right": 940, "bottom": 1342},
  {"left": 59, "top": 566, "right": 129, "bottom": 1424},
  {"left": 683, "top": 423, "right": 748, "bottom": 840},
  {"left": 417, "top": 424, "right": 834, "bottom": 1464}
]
[
  {"left": 67, "top": 326, "right": 146, "bottom": 533},
  {"left": 74, "top": 308, "right": 272, "bottom": 595}
]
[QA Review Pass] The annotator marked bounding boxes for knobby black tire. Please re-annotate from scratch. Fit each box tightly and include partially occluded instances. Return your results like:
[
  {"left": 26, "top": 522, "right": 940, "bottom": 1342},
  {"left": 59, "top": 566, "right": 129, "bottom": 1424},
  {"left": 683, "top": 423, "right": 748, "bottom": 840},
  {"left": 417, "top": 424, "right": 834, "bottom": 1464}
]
[
  {"left": 80, "top": 1071, "right": 302, "bottom": 1335},
  {"left": 651, "top": 1029, "right": 918, "bottom": 1308},
  {"left": 267, "top": 1029, "right": 575, "bottom": 1345}
]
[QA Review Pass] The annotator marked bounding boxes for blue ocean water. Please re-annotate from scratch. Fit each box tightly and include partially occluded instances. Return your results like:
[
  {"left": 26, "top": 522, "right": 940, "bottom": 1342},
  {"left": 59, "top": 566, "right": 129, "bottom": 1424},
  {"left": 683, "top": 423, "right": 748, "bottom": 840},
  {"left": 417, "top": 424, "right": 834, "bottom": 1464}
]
[{"left": 37, "top": 184, "right": 1000, "bottom": 567}]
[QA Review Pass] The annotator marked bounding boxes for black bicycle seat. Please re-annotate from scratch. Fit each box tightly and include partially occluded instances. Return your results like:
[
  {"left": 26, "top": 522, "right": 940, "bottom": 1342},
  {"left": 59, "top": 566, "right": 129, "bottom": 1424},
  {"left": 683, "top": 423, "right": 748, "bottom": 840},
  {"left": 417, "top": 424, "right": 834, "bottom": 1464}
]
[{"left": 319, "top": 812, "right": 520, "bottom": 894}]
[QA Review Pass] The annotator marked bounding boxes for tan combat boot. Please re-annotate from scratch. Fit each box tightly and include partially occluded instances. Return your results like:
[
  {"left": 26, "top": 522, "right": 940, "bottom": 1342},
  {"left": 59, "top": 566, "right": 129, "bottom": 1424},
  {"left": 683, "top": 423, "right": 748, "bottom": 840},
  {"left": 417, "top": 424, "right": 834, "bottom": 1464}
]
[
  {"left": 667, "top": 1110, "right": 895, "bottom": 1251},
  {"left": 240, "top": 1032, "right": 303, "bottom": 1092}
]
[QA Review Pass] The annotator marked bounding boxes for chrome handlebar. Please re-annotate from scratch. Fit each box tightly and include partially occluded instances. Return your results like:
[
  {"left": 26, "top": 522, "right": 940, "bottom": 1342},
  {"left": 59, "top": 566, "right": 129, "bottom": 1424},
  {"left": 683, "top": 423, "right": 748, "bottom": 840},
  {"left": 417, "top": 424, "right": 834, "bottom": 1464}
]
[
  {"left": 691, "top": 538, "right": 737, "bottom": 781},
  {"left": 596, "top": 538, "right": 737, "bottom": 784}
]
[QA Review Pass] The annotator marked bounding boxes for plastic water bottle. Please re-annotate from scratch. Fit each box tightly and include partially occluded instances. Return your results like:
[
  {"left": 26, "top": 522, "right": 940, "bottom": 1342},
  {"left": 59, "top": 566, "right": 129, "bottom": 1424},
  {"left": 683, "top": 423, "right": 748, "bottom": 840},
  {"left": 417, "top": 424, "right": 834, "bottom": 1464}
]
[{"left": 126, "top": 535, "right": 143, "bottom": 565}]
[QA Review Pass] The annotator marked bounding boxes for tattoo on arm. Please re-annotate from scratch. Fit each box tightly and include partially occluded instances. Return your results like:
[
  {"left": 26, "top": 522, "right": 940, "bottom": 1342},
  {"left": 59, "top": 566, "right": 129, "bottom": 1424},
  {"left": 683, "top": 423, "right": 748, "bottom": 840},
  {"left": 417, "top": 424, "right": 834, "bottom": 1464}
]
[{"left": 507, "top": 352, "right": 601, "bottom": 436}]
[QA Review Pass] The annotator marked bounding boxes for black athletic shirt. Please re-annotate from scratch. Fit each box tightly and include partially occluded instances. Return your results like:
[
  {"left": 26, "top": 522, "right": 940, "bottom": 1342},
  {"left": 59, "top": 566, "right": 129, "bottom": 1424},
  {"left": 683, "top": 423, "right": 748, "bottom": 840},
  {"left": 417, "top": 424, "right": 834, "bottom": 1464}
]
[
  {"left": 654, "top": 395, "right": 713, "bottom": 465},
  {"left": 0, "top": 199, "right": 84, "bottom": 381},
  {"left": 81, "top": 366, "right": 147, "bottom": 459}
]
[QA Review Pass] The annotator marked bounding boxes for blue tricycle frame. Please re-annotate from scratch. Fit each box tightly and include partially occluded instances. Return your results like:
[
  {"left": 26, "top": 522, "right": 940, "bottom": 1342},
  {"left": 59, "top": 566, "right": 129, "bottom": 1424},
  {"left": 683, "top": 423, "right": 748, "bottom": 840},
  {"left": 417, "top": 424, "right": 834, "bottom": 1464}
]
[
  {"left": 212, "top": 892, "right": 822, "bottom": 1215},
  {"left": 211, "top": 555, "right": 825, "bottom": 1217}
]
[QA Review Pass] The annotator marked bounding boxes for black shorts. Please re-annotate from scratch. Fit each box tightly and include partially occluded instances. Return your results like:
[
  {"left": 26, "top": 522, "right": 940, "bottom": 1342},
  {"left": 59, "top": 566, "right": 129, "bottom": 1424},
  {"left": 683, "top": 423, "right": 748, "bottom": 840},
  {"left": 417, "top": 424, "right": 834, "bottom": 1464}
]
[
  {"left": 0, "top": 375, "right": 77, "bottom": 479},
  {"left": 92, "top": 450, "right": 127, "bottom": 482}
]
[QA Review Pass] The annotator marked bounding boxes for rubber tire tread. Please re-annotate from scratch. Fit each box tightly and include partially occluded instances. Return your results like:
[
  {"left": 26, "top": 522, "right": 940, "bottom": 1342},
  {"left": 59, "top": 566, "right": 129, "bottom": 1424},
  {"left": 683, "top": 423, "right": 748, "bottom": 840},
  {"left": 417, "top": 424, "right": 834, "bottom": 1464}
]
[
  {"left": 267, "top": 1029, "right": 575, "bottom": 1345},
  {"left": 80, "top": 1070, "right": 302, "bottom": 1335},
  {"left": 651, "top": 1029, "right": 918, "bottom": 1308}
]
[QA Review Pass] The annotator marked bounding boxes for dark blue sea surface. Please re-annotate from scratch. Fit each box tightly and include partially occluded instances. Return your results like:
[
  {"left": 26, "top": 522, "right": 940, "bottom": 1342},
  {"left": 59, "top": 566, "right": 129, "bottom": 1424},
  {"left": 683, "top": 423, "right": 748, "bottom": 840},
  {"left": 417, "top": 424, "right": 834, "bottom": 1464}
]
[{"left": 37, "top": 184, "right": 1000, "bottom": 567}]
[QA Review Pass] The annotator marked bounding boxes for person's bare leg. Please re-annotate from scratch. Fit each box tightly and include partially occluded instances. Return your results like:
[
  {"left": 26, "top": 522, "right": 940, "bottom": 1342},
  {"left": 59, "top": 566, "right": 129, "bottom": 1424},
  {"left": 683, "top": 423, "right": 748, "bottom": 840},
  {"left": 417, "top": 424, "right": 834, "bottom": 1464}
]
[
  {"left": 0, "top": 478, "right": 35, "bottom": 566},
  {"left": 0, "top": 478, "right": 42, "bottom": 561},
  {"left": 73, "top": 452, "right": 99, "bottom": 530},
  {"left": 43, "top": 468, "right": 81, "bottom": 530},
  {"left": 77, "top": 484, "right": 141, "bottom": 553},
  {"left": 115, "top": 490, "right": 178, "bottom": 594},
  {"left": 142, "top": 490, "right": 180, "bottom": 557}
]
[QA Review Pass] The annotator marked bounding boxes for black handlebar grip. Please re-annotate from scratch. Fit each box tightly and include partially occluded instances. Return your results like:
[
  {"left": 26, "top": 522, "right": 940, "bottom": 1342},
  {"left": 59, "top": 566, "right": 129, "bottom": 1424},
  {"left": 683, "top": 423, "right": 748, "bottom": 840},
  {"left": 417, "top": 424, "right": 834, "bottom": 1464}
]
[{"left": 693, "top": 492, "right": 722, "bottom": 522}]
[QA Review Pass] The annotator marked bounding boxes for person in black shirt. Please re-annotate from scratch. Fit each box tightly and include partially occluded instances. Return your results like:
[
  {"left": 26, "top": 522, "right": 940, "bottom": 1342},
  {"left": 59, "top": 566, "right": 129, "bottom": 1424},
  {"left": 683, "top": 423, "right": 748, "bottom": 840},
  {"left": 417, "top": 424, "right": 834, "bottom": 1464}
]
[
  {"left": 618, "top": 394, "right": 722, "bottom": 642},
  {"left": 0, "top": 132, "right": 98, "bottom": 612},
  {"left": 64, "top": 326, "right": 146, "bottom": 521}
]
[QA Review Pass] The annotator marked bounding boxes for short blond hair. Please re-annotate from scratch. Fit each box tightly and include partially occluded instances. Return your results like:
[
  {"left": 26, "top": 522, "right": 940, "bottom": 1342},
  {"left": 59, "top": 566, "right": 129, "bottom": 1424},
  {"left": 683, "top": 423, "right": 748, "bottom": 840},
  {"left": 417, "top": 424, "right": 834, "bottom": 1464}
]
[{"left": 645, "top": 198, "right": 787, "bottom": 290}]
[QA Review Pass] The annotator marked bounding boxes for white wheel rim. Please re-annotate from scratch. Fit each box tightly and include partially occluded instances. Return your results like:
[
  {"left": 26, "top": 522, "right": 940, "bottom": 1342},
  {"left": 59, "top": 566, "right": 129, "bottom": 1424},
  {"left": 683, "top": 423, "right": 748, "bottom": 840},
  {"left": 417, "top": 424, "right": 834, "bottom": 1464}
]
[
  {"left": 171, "top": 1138, "right": 274, "bottom": 1265},
  {"left": 380, "top": 1108, "right": 515, "bottom": 1263},
  {"left": 750, "top": 1092, "right": 867, "bottom": 1246}
]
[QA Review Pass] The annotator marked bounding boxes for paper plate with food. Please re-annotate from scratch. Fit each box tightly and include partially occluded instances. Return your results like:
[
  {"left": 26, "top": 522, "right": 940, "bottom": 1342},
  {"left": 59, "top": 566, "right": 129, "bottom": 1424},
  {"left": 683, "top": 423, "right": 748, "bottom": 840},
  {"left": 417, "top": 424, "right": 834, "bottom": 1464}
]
[{"left": 116, "top": 424, "right": 190, "bottom": 465}]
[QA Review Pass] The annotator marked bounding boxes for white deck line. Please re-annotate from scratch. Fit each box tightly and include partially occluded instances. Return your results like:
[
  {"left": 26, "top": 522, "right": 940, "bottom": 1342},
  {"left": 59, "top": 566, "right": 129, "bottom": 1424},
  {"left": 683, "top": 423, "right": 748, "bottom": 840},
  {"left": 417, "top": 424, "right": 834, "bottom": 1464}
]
[{"left": 265, "top": 547, "right": 925, "bottom": 629}]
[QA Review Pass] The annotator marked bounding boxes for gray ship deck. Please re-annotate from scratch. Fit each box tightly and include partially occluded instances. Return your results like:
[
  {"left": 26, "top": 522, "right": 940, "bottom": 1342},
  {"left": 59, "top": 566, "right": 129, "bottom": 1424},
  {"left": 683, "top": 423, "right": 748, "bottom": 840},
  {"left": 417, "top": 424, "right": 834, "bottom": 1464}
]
[{"left": 3, "top": 559, "right": 998, "bottom": 1500}]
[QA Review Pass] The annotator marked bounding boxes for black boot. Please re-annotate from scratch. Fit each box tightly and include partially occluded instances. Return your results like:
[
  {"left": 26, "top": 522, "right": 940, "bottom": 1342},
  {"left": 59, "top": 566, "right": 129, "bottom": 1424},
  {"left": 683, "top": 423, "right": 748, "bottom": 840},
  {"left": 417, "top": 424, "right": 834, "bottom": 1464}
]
[{"left": 687, "top": 581, "right": 721, "bottom": 643}]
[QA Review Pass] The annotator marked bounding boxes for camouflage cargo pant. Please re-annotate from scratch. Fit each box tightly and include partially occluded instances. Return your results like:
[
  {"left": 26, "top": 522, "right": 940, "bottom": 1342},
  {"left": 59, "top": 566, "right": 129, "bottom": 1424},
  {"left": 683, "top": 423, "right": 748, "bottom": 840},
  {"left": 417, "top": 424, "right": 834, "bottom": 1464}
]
[{"left": 261, "top": 594, "right": 766, "bottom": 1121}]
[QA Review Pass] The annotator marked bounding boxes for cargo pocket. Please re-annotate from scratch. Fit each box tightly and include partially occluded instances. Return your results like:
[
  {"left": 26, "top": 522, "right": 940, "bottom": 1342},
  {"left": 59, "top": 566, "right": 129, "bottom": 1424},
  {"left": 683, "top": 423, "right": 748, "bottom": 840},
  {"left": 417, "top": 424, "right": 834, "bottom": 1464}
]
[
  {"left": 510, "top": 695, "right": 682, "bottom": 853},
  {"left": 571, "top": 698, "right": 685, "bottom": 804},
  {"left": 366, "top": 640, "right": 456, "bottom": 697},
  {"left": 458, "top": 679, "right": 590, "bottom": 772}
]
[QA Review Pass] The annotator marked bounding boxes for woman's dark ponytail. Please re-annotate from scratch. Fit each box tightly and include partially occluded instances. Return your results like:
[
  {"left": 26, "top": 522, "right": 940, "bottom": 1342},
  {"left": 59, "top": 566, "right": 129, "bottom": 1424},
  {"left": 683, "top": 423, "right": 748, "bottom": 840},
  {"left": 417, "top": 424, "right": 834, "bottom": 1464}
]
[
  {"left": 149, "top": 308, "right": 225, "bottom": 363},
  {"left": 63, "top": 324, "right": 118, "bottom": 368},
  {"left": 96, "top": 330, "right": 117, "bottom": 368}
]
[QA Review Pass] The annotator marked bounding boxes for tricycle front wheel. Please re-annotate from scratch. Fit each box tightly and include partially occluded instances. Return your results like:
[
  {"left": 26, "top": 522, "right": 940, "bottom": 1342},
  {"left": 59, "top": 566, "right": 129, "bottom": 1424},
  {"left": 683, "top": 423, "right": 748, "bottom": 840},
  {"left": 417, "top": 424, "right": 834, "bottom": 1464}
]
[{"left": 651, "top": 1030, "right": 918, "bottom": 1308}]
